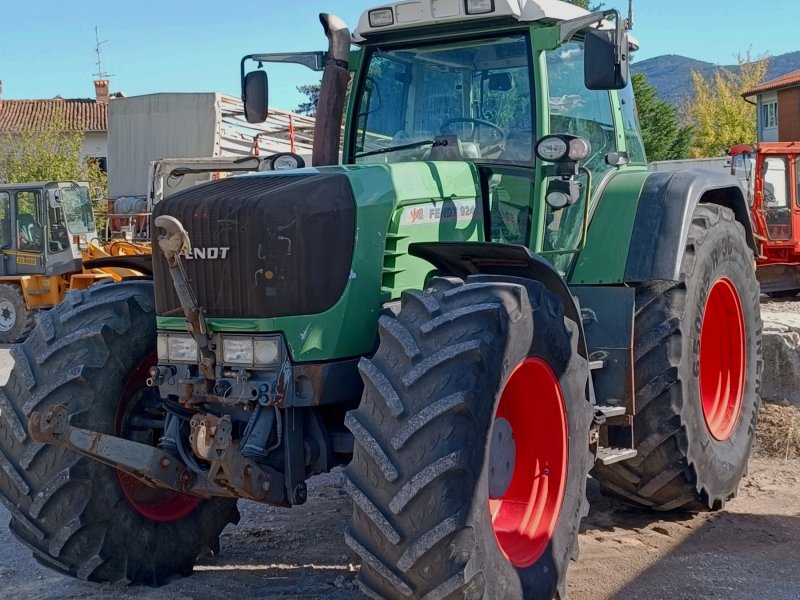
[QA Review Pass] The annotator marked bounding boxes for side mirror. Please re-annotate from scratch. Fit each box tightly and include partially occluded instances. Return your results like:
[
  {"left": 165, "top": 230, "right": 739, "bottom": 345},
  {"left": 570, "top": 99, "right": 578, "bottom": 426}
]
[
  {"left": 584, "top": 28, "right": 629, "bottom": 90},
  {"left": 244, "top": 70, "right": 269, "bottom": 124}
]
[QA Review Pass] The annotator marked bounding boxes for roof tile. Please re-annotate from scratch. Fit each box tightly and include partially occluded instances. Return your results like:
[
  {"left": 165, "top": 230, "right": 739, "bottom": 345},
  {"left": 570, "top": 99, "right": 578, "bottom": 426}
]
[
  {"left": 0, "top": 98, "right": 107, "bottom": 133},
  {"left": 743, "top": 69, "right": 800, "bottom": 98}
]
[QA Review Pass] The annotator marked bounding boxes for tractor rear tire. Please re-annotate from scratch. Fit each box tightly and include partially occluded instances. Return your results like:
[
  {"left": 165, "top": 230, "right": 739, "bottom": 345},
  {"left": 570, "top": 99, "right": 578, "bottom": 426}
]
[
  {"left": 345, "top": 275, "right": 593, "bottom": 600},
  {"left": 0, "top": 283, "right": 35, "bottom": 344},
  {"left": 0, "top": 280, "right": 239, "bottom": 585},
  {"left": 593, "top": 204, "right": 762, "bottom": 511}
]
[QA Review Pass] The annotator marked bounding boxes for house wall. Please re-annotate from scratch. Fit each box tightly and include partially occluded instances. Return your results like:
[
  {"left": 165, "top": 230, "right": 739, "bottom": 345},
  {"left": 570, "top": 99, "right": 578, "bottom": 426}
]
[
  {"left": 81, "top": 132, "right": 107, "bottom": 162},
  {"left": 778, "top": 87, "right": 800, "bottom": 141},
  {"left": 758, "top": 91, "right": 779, "bottom": 142}
]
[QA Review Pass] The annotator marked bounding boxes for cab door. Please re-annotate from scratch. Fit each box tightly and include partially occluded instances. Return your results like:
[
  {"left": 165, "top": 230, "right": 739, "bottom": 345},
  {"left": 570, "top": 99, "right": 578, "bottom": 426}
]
[
  {"left": 14, "top": 190, "right": 45, "bottom": 274},
  {"left": 760, "top": 155, "right": 792, "bottom": 241},
  {"left": 0, "top": 191, "right": 13, "bottom": 276}
]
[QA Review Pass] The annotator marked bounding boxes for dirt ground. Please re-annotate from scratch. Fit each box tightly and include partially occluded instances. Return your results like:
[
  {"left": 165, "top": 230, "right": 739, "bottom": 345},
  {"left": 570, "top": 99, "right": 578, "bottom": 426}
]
[{"left": 1, "top": 358, "right": 800, "bottom": 599}]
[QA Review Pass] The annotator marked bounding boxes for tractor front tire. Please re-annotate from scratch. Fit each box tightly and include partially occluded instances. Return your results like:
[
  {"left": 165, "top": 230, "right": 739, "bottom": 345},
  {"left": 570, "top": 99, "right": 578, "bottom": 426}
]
[
  {"left": 0, "top": 283, "right": 35, "bottom": 344},
  {"left": 593, "top": 204, "right": 762, "bottom": 511},
  {"left": 0, "top": 281, "right": 239, "bottom": 585},
  {"left": 345, "top": 276, "right": 593, "bottom": 600}
]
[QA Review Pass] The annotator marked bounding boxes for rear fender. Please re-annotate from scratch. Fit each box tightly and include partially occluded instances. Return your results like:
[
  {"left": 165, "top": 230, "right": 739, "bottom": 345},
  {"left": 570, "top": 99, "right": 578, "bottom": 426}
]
[{"left": 624, "top": 170, "right": 756, "bottom": 282}]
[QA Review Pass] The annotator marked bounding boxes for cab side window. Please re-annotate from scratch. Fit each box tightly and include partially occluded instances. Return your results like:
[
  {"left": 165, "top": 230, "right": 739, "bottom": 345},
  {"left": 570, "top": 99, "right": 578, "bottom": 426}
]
[
  {"left": 16, "top": 191, "right": 43, "bottom": 253},
  {"left": 546, "top": 41, "right": 617, "bottom": 187},
  {"left": 0, "top": 193, "right": 11, "bottom": 248}
]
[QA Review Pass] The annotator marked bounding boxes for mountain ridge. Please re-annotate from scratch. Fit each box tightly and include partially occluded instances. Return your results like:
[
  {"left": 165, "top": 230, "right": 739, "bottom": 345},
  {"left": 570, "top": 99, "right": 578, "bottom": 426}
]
[{"left": 632, "top": 51, "right": 800, "bottom": 106}]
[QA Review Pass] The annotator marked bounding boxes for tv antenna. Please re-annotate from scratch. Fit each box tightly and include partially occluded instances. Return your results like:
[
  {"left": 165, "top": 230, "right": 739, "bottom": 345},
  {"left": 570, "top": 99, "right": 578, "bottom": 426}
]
[{"left": 93, "top": 26, "right": 114, "bottom": 80}]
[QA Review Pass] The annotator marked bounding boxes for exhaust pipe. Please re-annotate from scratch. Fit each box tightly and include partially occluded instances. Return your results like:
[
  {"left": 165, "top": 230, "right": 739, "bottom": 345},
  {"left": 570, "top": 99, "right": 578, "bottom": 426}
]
[{"left": 312, "top": 14, "right": 351, "bottom": 167}]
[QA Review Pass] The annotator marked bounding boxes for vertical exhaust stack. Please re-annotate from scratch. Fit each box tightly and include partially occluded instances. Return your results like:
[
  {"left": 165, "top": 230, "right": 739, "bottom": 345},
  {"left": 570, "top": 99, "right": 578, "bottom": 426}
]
[{"left": 312, "top": 14, "right": 351, "bottom": 167}]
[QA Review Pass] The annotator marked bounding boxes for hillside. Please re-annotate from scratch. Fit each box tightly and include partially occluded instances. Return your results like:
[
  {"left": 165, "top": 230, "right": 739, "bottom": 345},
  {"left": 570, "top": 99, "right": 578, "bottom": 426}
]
[{"left": 633, "top": 51, "right": 800, "bottom": 106}]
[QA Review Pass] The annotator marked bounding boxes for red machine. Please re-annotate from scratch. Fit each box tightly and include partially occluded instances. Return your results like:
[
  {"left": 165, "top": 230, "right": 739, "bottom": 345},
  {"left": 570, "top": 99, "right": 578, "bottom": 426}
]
[{"left": 730, "top": 142, "right": 800, "bottom": 297}]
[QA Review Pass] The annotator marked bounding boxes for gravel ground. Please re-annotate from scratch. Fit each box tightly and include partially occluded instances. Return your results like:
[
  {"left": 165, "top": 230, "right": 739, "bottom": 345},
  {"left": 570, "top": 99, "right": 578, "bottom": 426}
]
[{"left": 760, "top": 296, "right": 800, "bottom": 314}]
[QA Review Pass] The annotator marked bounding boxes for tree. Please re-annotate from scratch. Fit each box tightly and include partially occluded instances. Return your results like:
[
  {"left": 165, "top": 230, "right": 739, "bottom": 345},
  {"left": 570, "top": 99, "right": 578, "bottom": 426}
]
[
  {"left": 0, "top": 110, "right": 108, "bottom": 232},
  {"left": 687, "top": 53, "right": 769, "bottom": 157},
  {"left": 296, "top": 83, "right": 321, "bottom": 116},
  {"left": 633, "top": 72, "right": 693, "bottom": 161}
]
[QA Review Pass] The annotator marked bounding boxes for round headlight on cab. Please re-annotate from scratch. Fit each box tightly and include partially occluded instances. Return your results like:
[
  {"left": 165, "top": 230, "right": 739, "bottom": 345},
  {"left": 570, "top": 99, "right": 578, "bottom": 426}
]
[
  {"left": 546, "top": 191, "right": 572, "bottom": 210},
  {"left": 536, "top": 136, "right": 569, "bottom": 162},
  {"left": 568, "top": 137, "right": 591, "bottom": 161}
]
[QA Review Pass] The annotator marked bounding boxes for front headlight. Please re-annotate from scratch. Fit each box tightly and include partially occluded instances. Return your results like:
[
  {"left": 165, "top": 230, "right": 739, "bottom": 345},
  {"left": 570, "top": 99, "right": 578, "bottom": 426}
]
[
  {"left": 221, "top": 336, "right": 281, "bottom": 367},
  {"left": 223, "top": 338, "right": 254, "bottom": 365},
  {"left": 254, "top": 339, "right": 280, "bottom": 366},
  {"left": 157, "top": 334, "right": 199, "bottom": 363}
]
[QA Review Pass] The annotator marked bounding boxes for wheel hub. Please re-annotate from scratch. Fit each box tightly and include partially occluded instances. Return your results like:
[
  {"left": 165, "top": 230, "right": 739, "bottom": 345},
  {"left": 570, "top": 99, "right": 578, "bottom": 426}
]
[
  {"left": 488, "top": 417, "right": 516, "bottom": 499},
  {"left": 0, "top": 300, "right": 16, "bottom": 331}
]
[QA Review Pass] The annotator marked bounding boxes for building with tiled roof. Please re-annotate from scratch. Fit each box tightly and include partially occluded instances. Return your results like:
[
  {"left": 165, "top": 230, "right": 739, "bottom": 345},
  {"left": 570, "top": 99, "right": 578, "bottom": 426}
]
[
  {"left": 0, "top": 80, "right": 112, "bottom": 167},
  {"left": 743, "top": 69, "right": 800, "bottom": 142}
]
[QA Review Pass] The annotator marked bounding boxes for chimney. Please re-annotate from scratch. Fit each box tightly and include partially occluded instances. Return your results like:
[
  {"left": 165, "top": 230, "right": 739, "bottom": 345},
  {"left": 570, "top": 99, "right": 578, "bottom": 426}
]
[
  {"left": 0, "top": 80, "right": 3, "bottom": 101},
  {"left": 94, "top": 79, "right": 109, "bottom": 104}
]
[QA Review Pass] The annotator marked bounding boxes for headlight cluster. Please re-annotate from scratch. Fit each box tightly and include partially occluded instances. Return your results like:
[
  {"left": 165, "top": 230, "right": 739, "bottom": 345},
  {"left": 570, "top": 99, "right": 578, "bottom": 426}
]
[
  {"left": 157, "top": 334, "right": 199, "bottom": 363},
  {"left": 222, "top": 337, "right": 281, "bottom": 367},
  {"left": 156, "top": 333, "right": 281, "bottom": 367}
]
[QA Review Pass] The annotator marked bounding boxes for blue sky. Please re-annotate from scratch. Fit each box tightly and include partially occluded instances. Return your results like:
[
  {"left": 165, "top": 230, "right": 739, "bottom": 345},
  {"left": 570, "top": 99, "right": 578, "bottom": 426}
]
[{"left": 1, "top": 0, "right": 798, "bottom": 111}]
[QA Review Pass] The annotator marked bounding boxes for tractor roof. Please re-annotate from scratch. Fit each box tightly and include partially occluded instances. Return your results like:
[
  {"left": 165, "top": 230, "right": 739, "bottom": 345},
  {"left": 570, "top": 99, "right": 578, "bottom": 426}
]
[{"left": 355, "top": 0, "right": 588, "bottom": 40}]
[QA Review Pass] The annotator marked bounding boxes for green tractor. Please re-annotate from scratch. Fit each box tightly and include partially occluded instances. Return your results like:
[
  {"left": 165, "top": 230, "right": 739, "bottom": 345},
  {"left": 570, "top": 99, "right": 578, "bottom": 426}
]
[{"left": 0, "top": 2, "right": 761, "bottom": 599}]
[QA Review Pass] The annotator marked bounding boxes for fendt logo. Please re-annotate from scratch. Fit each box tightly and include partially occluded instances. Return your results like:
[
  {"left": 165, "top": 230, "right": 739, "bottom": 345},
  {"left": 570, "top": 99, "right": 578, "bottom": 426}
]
[{"left": 183, "top": 247, "right": 231, "bottom": 260}]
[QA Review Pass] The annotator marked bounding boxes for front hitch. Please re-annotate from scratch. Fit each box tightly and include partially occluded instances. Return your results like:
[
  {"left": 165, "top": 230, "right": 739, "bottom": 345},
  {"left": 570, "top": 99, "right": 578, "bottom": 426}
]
[
  {"left": 29, "top": 404, "right": 288, "bottom": 504},
  {"left": 29, "top": 404, "right": 200, "bottom": 494},
  {"left": 154, "top": 215, "right": 216, "bottom": 383}
]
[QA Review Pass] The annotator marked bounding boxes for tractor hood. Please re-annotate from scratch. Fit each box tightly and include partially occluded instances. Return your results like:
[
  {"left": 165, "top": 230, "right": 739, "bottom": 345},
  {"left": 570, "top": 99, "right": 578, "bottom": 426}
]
[{"left": 153, "top": 160, "right": 482, "bottom": 362}]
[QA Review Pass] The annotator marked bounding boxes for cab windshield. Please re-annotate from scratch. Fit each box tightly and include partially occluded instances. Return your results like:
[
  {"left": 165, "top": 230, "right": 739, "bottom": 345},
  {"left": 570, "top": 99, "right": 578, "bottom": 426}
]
[
  {"left": 60, "top": 187, "right": 96, "bottom": 234},
  {"left": 353, "top": 34, "right": 534, "bottom": 166}
]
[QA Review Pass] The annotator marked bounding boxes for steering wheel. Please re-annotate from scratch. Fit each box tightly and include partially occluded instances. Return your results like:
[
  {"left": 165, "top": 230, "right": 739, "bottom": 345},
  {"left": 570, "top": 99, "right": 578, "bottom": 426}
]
[{"left": 440, "top": 117, "right": 506, "bottom": 156}]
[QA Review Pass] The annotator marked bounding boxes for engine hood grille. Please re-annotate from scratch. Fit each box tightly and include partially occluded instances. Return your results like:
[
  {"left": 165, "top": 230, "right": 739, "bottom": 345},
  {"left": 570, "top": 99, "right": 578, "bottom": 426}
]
[{"left": 152, "top": 172, "right": 356, "bottom": 319}]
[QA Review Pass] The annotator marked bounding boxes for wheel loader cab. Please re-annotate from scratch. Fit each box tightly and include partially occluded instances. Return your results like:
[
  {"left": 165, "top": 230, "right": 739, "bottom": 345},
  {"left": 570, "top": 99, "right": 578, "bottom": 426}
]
[{"left": 0, "top": 182, "right": 93, "bottom": 277}]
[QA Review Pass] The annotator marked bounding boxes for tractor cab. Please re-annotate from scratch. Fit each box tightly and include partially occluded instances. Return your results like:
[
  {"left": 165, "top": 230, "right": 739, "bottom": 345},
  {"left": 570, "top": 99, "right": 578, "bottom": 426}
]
[
  {"left": 0, "top": 181, "right": 96, "bottom": 277},
  {"left": 753, "top": 145, "right": 798, "bottom": 242},
  {"left": 730, "top": 142, "right": 800, "bottom": 295}
]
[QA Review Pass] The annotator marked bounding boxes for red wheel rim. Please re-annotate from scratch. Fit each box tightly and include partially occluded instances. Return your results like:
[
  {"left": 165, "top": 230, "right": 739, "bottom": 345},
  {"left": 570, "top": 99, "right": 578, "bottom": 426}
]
[
  {"left": 488, "top": 357, "right": 568, "bottom": 568},
  {"left": 115, "top": 352, "right": 201, "bottom": 522},
  {"left": 699, "top": 277, "right": 746, "bottom": 441}
]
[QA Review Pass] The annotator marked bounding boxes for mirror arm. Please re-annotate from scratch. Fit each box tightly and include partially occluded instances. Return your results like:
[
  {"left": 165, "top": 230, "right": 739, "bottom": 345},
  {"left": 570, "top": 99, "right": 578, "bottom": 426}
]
[
  {"left": 558, "top": 10, "right": 612, "bottom": 44},
  {"left": 559, "top": 9, "right": 629, "bottom": 65},
  {"left": 245, "top": 52, "right": 327, "bottom": 72}
]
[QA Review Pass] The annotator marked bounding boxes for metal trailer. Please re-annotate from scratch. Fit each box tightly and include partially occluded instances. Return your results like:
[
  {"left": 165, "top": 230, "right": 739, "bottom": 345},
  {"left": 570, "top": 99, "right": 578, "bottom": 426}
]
[{"left": 106, "top": 93, "right": 314, "bottom": 237}]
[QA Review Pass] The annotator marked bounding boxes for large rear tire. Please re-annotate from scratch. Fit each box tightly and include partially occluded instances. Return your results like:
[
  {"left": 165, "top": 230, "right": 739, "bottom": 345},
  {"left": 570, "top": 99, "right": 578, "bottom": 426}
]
[
  {"left": 345, "top": 276, "right": 593, "bottom": 599},
  {"left": 593, "top": 204, "right": 762, "bottom": 510},
  {"left": 0, "top": 281, "right": 239, "bottom": 585}
]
